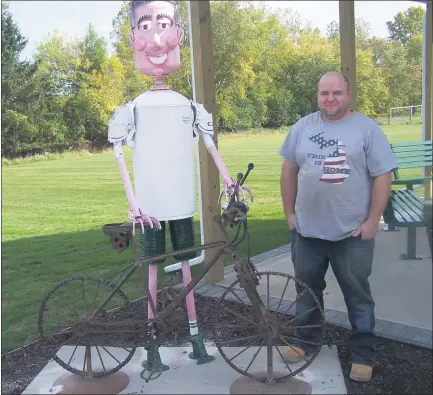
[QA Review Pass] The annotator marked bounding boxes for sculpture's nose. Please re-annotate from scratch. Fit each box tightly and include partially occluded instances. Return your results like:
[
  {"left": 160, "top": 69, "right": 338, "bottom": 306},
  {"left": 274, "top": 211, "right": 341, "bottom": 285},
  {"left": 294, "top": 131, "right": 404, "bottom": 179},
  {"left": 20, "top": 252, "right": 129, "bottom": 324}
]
[{"left": 153, "top": 33, "right": 161, "bottom": 48}]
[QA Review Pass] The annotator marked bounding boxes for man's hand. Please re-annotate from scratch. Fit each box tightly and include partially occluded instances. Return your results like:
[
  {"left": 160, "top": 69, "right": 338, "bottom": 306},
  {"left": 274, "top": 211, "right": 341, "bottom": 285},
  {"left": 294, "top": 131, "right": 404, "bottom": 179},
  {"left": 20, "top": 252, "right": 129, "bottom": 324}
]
[
  {"left": 353, "top": 219, "right": 379, "bottom": 240},
  {"left": 287, "top": 212, "right": 296, "bottom": 231}
]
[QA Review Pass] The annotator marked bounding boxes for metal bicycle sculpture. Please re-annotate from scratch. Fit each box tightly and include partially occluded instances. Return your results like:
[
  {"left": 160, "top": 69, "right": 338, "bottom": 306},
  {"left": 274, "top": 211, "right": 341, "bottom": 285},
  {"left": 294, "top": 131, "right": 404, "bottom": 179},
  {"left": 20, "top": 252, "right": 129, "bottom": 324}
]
[{"left": 38, "top": 164, "right": 326, "bottom": 385}]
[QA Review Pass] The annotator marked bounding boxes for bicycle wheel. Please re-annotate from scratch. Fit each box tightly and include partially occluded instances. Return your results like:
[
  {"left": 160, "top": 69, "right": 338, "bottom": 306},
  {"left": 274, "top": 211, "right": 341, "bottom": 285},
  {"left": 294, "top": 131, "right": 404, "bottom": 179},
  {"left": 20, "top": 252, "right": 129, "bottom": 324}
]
[
  {"left": 38, "top": 274, "right": 136, "bottom": 378},
  {"left": 212, "top": 271, "right": 325, "bottom": 384}
]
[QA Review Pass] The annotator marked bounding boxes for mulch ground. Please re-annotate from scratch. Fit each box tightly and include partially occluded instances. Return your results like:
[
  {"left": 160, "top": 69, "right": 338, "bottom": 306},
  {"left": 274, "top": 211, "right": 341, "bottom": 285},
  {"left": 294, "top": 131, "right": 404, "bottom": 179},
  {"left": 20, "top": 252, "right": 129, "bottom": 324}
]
[{"left": 2, "top": 293, "right": 432, "bottom": 394}]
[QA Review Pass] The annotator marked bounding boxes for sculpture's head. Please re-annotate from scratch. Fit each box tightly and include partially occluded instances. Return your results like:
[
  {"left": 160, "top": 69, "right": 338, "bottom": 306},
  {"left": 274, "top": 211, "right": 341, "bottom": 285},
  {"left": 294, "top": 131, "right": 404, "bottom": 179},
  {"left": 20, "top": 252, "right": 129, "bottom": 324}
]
[{"left": 129, "top": 0, "right": 184, "bottom": 78}]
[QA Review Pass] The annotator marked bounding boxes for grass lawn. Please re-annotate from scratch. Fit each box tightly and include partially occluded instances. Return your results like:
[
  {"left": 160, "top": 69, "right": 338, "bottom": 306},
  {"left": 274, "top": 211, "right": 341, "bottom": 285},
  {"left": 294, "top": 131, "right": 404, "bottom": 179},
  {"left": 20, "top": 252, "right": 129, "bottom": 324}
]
[{"left": 1, "top": 123, "right": 426, "bottom": 353}]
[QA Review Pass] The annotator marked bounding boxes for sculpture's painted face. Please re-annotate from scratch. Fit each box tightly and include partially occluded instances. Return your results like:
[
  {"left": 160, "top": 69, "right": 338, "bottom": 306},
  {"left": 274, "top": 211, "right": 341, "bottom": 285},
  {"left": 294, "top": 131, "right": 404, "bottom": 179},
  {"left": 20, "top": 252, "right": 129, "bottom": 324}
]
[{"left": 129, "top": 1, "right": 184, "bottom": 77}]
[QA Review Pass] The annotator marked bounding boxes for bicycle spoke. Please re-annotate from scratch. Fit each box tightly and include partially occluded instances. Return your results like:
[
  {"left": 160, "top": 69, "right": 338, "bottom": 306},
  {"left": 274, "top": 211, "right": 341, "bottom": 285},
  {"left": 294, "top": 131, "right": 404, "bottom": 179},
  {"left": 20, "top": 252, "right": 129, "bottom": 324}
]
[
  {"left": 276, "top": 278, "right": 290, "bottom": 314},
  {"left": 221, "top": 305, "right": 260, "bottom": 327},
  {"left": 49, "top": 329, "right": 74, "bottom": 337},
  {"left": 81, "top": 279, "right": 86, "bottom": 314},
  {"left": 54, "top": 335, "right": 78, "bottom": 351},
  {"left": 103, "top": 338, "right": 133, "bottom": 353},
  {"left": 228, "top": 344, "right": 255, "bottom": 362},
  {"left": 285, "top": 305, "right": 318, "bottom": 326},
  {"left": 279, "top": 337, "right": 309, "bottom": 363},
  {"left": 100, "top": 345, "right": 121, "bottom": 364},
  {"left": 281, "top": 335, "right": 321, "bottom": 347},
  {"left": 47, "top": 307, "right": 76, "bottom": 324},
  {"left": 244, "top": 339, "right": 266, "bottom": 374},
  {"left": 67, "top": 337, "right": 81, "bottom": 365},
  {"left": 95, "top": 346, "right": 107, "bottom": 372},
  {"left": 274, "top": 345, "right": 293, "bottom": 374},
  {"left": 283, "top": 288, "right": 307, "bottom": 316},
  {"left": 89, "top": 282, "right": 101, "bottom": 316},
  {"left": 227, "top": 288, "right": 249, "bottom": 310}
]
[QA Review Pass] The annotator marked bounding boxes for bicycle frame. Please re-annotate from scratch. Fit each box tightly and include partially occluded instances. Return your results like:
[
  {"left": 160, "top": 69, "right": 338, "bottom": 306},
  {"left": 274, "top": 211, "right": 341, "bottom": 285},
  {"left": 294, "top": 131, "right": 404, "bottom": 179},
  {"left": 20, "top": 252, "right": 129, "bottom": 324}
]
[{"left": 89, "top": 212, "right": 236, "bottom": 323}]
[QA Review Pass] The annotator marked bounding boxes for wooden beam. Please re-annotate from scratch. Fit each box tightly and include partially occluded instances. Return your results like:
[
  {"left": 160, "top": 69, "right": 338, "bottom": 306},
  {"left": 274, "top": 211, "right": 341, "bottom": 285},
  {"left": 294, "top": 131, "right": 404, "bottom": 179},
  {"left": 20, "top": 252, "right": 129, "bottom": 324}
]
[
  {"left": 423, "top": 1, "right": 432, "bottom": 199},
  {"left": 339, "top": 0, "right": 357, "bottom": 110},
  {"left": 189, "top": 0, "right": 225, "bottom": 283}
]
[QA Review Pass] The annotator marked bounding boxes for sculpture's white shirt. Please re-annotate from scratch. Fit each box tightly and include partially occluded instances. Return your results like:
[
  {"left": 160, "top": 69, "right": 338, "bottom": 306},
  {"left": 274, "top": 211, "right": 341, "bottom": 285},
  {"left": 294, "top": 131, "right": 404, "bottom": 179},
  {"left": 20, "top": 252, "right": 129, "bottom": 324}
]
[{"left": 132, "top": 89, "right": 196, "bottom": 221}]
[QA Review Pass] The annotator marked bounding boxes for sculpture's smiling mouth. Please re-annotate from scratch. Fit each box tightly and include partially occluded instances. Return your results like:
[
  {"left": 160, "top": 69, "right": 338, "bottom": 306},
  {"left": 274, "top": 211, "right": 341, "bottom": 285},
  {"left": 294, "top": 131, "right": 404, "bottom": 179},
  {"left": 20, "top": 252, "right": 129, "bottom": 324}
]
[{"left": 148, "top": 53, "right": 168, "bottom": 65}]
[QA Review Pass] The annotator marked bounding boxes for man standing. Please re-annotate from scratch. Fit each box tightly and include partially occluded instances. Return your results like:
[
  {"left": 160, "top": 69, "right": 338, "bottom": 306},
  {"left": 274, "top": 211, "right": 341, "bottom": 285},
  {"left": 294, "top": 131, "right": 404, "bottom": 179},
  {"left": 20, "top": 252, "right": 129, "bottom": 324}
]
[{"left": 279, "top": 72, "right": 397, "bottom": 382}]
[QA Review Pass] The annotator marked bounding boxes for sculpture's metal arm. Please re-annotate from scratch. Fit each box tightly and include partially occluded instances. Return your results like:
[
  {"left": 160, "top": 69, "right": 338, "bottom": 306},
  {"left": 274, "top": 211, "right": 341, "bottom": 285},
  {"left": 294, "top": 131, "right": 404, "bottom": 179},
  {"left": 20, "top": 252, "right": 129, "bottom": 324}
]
[
  {"left": 108, "top": 102, "right": 161, "bottom": 233},
  {"left": 191, "top": 101, "right": 254, "bottom": 206}
]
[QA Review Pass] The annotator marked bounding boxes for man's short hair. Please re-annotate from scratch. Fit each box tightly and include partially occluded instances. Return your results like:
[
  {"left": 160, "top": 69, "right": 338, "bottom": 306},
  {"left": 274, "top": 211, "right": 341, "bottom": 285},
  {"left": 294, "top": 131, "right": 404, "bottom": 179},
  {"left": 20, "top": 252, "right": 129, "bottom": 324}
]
[
  {"left": 129, "top": 0, "right": 180, "bottom": 29},
  {"left": 316, "top": 72, "right": 351, "bottom": 93}
]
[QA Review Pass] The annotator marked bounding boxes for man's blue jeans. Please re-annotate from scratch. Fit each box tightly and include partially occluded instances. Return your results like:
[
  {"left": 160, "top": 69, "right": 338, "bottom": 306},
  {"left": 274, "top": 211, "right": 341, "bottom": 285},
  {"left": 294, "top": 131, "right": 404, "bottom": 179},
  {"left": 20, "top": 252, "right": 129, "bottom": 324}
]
[{"left": 290, "top": 228, "right": 376, "bottom": 366}]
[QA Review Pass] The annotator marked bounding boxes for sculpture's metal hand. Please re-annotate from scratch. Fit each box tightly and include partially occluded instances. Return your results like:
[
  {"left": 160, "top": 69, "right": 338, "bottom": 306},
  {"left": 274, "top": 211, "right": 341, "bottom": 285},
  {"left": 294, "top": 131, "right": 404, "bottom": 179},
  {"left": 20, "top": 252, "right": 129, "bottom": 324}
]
[{"left": 128, "top": 208, "right": 162, "bottom": 234}]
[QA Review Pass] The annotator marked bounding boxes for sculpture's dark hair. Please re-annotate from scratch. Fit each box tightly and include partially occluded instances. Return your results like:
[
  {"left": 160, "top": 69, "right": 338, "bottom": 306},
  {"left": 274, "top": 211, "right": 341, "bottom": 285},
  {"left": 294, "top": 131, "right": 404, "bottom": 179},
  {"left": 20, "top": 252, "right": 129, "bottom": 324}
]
[{"left": 129, "top": 0, "right": 180, "bottom": 29}]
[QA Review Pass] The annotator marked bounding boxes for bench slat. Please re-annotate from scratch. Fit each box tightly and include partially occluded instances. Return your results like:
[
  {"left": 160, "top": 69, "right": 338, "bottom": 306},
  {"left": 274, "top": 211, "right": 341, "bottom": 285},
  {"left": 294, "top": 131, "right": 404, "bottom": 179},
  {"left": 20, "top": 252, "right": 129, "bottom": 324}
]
[
  {"left": 397, "top": 158, "right": 432, "bottom": 167},
  {"left": 391, "top": 140, "right": 432, "bottom": 148},
  {"left": 392, "top": 176, "right": 433, "bottom": 185},
  {"left": 400, "top": 189, "right": 424, "bottom": 211},
  {"left": 392, "top": 146, "right": 432, "bottom": 153},
  {"left": 390, "top": 191, "right": 424, "bottom": 225},
  {"left": 394, "top": 151, "right": 432, "bottom": 159},
  {"left": 397, "top": 158, "right": 432, "bottom": 164},
  {"left": 391, "top": 144, "right": 432, "bottom": 154},
  {"left": 398, "top": 164, "right": 431, "bottom": 170},
  {"left": 396, "top": 161, "right": 432, "bottom": 168}
]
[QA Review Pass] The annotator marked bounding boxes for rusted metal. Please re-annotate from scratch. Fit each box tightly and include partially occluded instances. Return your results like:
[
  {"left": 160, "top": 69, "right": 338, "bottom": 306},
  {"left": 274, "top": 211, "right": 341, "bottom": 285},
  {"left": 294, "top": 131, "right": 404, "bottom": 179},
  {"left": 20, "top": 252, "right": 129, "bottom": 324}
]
[{"left": 38, "top": 163, "right": 326, "bottom": 385}]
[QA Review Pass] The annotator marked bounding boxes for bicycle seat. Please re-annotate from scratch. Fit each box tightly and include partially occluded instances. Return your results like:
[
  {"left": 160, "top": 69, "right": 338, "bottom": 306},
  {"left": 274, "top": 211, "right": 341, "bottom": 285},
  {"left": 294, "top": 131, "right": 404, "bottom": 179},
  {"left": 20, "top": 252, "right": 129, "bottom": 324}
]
[{"left": 102, "top": 222, "right": 134, "bottom": 253}]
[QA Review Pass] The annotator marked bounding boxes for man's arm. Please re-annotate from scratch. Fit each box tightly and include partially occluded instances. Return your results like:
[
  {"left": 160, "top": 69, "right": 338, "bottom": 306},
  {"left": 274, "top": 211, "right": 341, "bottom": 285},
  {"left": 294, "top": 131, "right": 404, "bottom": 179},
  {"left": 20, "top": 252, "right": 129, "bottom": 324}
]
[
  {"left": 367, "top": 172, "right": 393, "bottom": 224},
  {"left": 280, "top": 159, "right": 299, "bottom": 229},
  {"left": 354, "top": 172, "right": 392, "bottom": 239}
]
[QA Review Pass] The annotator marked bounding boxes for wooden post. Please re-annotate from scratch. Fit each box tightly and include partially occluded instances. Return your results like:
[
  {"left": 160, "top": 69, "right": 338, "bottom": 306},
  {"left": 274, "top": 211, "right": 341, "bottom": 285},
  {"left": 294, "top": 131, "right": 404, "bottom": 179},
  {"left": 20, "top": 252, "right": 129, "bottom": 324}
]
[
  {"left": 189, "top": 0, "right": 224, "bottom": 283},
  {"left": 339, "top": 0, "right": 357, "bottom": 111},
  {"left": 423, "top": 1, "right": 432, "bottom": 199}
]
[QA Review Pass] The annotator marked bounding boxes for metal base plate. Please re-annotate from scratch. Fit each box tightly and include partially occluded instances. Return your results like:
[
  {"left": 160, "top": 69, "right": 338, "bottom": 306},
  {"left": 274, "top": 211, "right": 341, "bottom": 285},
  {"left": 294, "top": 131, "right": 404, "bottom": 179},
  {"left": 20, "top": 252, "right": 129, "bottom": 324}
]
[
  {"left": 401, "top": 253, "right": 423, "bottom": 260},
  {"left": 51, "top": 371, "right": 130, "bottom": 394},
  {"left": 230, "top": 371, "right": 312, "bottom": 394}
]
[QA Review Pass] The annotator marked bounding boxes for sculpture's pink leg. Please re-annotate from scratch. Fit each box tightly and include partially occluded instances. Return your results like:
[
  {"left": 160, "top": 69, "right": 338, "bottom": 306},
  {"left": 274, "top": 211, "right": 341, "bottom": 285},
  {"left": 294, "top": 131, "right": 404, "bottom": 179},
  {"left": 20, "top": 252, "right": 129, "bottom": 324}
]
[
  {"left": 148, "top": 264, "right": 158, "bottom": 319},
  {"left": 181, "top": 260, "right": 198, "bottom": 335}
]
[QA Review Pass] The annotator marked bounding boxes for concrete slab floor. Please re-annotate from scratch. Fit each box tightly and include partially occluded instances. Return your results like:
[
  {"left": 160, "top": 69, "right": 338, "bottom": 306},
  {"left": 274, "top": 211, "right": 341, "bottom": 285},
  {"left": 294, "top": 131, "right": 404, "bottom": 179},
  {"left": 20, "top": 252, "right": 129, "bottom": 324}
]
[
  {"left": 23, "top": 345, "right": 346, "bottom": 394},
  {"left": 219, "top": 227, "right": 432, "bottom": 331}
]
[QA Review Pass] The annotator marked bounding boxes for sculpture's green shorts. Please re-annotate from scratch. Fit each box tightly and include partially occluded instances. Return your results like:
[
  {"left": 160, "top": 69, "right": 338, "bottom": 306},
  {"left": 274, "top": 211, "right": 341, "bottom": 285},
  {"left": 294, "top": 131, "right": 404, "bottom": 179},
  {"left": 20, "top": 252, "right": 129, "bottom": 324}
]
[{"left": 140, "top": 217, "right": 196, "bottom": 264}]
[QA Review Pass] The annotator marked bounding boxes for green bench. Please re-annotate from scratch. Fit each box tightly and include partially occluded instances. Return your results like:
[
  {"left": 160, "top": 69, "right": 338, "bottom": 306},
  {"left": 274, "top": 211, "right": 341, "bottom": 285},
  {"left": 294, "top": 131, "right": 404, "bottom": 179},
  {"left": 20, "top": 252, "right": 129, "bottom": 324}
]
[
  {"left": 383, "top": 140, "right": 432, "bottom": 260},
  {"left": 390, "top": 140, "right": 432, "bottom": 190}
]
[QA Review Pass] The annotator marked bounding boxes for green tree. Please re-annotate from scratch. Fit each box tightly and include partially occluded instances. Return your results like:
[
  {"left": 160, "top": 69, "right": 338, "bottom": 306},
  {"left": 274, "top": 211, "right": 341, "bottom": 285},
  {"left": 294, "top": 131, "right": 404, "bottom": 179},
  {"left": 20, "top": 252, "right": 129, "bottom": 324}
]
[
  {"left": 80, "top": 24, "right": 108, "bottom": 72},
  {"left": 386, "top": 6, "right": 425, "bottom": 45},
  {"left": 1, "top": 0, "right": 40, "bottom": 157}
]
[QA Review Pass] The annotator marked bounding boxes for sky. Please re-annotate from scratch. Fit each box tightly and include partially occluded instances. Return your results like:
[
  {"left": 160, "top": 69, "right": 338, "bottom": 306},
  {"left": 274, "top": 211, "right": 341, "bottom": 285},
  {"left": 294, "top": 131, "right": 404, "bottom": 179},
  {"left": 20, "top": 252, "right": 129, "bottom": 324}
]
[{"left": 7, "top": 0, "right": 425, "bottom": 61}]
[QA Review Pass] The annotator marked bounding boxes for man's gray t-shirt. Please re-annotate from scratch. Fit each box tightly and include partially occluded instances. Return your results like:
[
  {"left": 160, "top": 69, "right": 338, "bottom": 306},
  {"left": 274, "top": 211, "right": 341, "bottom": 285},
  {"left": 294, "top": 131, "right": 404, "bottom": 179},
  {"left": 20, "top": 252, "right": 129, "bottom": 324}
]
[{"left": 279, "top": 111, "right": 397, "bottom": 241}]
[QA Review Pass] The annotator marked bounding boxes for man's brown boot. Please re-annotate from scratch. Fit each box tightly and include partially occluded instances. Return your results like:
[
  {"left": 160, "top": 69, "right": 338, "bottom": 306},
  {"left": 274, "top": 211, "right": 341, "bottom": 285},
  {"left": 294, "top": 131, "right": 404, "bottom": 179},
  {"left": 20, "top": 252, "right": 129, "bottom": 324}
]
[
  {"left": 350, "top": 363, "right": 373, "bottom": 382},
  {"left": 281, "top": 345, "right": 305, "bottom": 363}
]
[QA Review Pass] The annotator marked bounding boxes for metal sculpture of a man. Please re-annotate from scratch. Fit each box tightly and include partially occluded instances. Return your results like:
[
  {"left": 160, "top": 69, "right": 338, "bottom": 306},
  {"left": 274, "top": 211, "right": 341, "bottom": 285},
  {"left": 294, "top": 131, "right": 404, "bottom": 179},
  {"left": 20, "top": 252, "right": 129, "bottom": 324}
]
[{"left": 107, "top": 0, "right": 251, "bottom": 373}]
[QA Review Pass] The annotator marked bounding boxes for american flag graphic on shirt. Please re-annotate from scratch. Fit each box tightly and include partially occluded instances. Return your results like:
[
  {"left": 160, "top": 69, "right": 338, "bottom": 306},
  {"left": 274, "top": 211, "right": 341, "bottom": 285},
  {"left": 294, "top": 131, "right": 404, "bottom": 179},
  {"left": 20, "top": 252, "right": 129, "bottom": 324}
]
[{"left": 320, "top": 140, "right": 351, "bottom": 184}]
